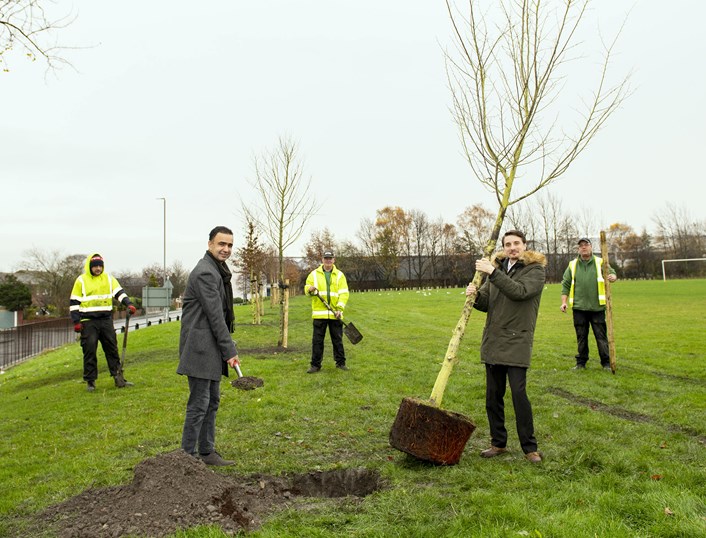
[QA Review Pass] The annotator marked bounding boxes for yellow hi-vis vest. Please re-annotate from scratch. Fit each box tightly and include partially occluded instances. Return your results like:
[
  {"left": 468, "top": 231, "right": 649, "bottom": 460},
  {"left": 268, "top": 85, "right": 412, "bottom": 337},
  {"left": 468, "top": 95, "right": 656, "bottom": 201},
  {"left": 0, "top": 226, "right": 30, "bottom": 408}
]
[
  {"left": 305, "top": 265, "right": 349, "bottom": 319},
  {"left": 568, "top": 256, "right": 606, "bottom": 306}
]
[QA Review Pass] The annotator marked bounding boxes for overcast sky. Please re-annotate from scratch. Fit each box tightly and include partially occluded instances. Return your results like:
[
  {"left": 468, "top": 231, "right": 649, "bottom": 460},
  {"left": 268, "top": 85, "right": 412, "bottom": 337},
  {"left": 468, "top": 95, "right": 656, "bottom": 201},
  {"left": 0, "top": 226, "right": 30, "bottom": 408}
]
[{"left": 2, "top": 0, "right": 704, "bottom": 274}]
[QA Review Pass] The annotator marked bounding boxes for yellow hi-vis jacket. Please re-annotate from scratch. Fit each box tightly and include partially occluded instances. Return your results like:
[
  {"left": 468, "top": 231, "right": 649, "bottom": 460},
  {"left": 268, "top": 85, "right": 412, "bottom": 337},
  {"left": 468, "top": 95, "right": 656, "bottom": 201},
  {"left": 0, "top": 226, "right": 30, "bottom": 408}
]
[
  {"left": 305, "top": 265, "right": 349, "bottom": 319},
  {"left": 69, "top": 253, "right": 131, "bottom": 323},
  {"left": 568, "top": 256, "right": 606, "bottom": 307}
]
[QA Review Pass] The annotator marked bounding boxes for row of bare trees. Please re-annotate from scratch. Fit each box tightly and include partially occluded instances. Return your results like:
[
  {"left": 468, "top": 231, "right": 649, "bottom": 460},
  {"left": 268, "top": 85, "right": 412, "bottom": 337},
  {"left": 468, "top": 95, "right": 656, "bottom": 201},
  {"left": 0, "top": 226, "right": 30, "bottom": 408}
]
[{"left": 294, "top": 199, "right": 705, "bottom": 288}]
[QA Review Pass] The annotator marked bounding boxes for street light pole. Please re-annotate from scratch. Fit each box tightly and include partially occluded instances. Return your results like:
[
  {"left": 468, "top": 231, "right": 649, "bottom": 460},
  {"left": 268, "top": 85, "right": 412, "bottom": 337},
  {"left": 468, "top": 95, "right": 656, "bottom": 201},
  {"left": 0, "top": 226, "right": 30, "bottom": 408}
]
[{"left": 157, "top": 197, "right": 167, "bottom": 321}]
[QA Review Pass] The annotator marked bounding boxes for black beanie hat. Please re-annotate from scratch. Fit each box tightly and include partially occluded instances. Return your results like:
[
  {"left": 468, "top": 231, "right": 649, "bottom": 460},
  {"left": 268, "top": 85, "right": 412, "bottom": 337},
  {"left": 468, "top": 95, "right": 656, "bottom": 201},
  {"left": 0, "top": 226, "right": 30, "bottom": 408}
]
[{"left": 89, "top": 255, "right": 104, "bottom": 269}]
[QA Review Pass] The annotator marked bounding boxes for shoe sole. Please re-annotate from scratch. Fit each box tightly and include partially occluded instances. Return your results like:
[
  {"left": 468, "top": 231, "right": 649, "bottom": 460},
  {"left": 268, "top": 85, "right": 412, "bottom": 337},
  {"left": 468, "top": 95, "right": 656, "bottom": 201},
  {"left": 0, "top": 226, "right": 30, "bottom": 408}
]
[{"left": 480, "top": 450, "right": 508, "bottom": 458}]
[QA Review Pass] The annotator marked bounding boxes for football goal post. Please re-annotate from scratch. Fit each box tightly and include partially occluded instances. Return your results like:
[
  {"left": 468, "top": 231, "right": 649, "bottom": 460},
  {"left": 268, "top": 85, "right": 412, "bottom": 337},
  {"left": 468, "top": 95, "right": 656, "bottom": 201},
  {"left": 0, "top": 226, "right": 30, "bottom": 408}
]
[{"left": 661, "top": 258, "right": 706, "bottom": 281}]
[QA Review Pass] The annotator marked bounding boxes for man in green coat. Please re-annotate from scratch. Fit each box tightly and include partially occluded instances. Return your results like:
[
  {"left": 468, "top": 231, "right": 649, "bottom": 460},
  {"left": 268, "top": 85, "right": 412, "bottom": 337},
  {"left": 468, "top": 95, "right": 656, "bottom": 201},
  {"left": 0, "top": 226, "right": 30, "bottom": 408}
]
[
  {"left": 560, "top": 237, "right": 617, "bottom": 370},
  {"left": 466, "top": 230, "right": 546, "bottom": 464}
]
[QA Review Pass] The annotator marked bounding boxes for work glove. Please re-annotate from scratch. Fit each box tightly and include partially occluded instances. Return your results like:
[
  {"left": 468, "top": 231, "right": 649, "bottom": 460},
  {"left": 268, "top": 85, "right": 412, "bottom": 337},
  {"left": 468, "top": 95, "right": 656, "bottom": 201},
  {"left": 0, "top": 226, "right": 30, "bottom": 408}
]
[
  {"left": 74, "top": 323, "right": 83, "bottom": 333},
  {"left": 128, "top": 305, "right": 136, "bottom": 315}
]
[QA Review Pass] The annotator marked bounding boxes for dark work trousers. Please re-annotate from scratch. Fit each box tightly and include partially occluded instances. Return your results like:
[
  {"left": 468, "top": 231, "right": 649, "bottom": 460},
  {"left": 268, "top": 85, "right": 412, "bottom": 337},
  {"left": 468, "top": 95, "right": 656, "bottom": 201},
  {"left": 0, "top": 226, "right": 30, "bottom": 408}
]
[
  {"left": 573, "top": 309, "right": 610, "bottom": 366},
  {"left": 181, "top": 376, "right": 220, "bottom": 456},
  {"left": 311, "top": 318, "right": 346, "bottom": 368},
  {"left": 485, "top": 364, "right": 537, "bottom": 454},
  {"left": 80, "top": 317, "right": 122, "bottom": 381}
]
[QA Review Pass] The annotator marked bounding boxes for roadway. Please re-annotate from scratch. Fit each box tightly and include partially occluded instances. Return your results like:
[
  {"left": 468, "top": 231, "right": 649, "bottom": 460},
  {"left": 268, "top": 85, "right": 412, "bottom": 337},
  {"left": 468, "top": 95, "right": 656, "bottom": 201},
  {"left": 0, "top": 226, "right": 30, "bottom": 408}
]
[{"left": 114, "top": 310, "right": 182, "bottom": 333}]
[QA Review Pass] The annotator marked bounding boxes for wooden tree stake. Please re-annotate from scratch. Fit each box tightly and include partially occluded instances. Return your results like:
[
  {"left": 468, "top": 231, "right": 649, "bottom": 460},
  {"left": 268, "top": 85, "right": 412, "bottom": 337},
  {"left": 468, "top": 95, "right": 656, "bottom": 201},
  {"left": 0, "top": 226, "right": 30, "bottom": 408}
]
[{"left": 600, "top": 231, "right": 617, "bottom": 374}]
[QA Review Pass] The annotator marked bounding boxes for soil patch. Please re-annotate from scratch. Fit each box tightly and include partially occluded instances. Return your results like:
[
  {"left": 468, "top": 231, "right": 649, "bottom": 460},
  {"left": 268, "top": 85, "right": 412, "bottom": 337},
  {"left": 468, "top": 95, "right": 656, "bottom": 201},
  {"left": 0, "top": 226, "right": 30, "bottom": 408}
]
[
  {"left": 231, "top": 376, "right": 265, "bottom": 390},
  {"left": 548, "top": 387, "right": 706, "bottom": 445},
  {"left": 28, "top": 450, "right": 384, "bottom": 538}
]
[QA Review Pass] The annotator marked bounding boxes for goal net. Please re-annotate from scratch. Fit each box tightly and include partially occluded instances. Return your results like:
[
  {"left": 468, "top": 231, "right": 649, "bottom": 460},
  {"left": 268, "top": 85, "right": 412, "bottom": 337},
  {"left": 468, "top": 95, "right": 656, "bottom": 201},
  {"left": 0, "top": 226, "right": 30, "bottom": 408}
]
[{"left": 661, "top": 258, "right": 706, "bottom": 280}]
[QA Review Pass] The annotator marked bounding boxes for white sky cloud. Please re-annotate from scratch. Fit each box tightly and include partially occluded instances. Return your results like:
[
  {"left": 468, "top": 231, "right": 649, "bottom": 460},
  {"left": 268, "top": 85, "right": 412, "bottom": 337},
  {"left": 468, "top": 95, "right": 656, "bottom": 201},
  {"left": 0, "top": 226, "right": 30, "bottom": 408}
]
[{"left": 1, "top": 0, "right": 704, "bottom": 273}]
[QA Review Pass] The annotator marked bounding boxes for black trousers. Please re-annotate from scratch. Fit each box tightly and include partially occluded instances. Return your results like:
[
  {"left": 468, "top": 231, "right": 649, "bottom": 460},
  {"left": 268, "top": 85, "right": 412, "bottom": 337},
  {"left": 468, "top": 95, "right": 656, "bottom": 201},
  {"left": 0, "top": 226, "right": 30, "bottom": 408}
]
[
  {"left": 573, "top": 309, "right": 610, "bottom": 366},
  {"left": 311, "top": 318, "right": 346, "bottom": 367},
  {"left": 80, "top": 317, "right": 121, "bottom": 381},
  {"left": 485, "top": 364, "right": 537, "bottom": 454}
]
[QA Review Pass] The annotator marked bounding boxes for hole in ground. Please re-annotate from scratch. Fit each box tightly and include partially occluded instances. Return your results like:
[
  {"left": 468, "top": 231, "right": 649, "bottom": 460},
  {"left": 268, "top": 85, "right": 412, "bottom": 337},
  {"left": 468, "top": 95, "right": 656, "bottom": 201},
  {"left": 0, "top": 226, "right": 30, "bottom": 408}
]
[{"left": 291, "top": 468, "right": 384, "bottom": 498}]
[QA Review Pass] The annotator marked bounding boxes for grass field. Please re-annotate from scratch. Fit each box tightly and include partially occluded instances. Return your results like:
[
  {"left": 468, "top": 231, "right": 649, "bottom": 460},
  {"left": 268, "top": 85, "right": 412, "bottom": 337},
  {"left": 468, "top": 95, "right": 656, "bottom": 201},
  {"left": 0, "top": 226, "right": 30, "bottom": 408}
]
[{"left": 1, "top": 279, "right": 705, "bottom": 537}]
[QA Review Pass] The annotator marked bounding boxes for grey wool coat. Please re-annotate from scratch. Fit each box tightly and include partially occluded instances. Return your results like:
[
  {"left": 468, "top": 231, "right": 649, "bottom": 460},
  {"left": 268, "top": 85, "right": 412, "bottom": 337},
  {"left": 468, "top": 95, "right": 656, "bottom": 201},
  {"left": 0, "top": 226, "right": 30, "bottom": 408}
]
[
  {"left": 472, "top": 250, "right": 547, "bottom": 368},
  {"left": 177, "top": 254, "right": 237, "bottom": 381}
]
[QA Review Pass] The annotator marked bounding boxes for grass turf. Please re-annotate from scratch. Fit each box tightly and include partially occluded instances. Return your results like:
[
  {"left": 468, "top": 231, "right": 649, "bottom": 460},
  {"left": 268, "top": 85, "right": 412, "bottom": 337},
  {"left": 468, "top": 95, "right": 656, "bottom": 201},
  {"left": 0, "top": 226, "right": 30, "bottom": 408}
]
[{"left": 1, "top": 279, "right": 704, "bottom": 537}]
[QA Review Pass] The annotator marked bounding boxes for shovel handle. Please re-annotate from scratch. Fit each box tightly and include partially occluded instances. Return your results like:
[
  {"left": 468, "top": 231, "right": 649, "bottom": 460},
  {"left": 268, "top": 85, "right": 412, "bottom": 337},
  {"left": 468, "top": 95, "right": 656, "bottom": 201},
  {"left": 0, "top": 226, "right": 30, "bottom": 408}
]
[
  {"left": 316, "top": 293, "right": 342, "bottom": 320},
  {"left": 235, "top": 364, "right": 243, "bottom": 378}
]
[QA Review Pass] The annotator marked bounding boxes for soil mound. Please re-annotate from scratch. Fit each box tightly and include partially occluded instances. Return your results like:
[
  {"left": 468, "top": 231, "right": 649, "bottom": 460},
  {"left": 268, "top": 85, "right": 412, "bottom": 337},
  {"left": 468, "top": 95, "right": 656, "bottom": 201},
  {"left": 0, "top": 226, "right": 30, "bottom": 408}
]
[
  {"left": 31, "top": 450, "right": 383, "bottom": 537},
  {"left": 231, "top": 376, "right": 265, "bottom": 390}
]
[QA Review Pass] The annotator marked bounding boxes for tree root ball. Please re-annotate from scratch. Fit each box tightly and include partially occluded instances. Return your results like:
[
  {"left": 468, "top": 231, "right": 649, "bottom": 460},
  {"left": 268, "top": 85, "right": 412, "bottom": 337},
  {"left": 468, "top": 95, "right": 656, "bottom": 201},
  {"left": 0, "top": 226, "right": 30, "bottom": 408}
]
[{"left": 389, "top": 397, "right": 476, "bottom": 465}]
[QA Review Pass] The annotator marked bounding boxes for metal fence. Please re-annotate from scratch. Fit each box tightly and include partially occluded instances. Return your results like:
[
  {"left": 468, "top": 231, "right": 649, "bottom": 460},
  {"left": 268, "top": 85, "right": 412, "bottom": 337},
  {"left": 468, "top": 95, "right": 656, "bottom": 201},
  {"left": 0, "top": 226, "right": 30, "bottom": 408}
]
[{"left": 0, "top": 318, "right": 75, "bottom": 370}]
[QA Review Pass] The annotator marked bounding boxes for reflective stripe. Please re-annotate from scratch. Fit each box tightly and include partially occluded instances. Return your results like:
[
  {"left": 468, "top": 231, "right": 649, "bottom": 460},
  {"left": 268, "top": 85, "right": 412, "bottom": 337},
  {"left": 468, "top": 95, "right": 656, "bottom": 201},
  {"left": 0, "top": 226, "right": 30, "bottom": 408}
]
[
  {"left": 69, "top": 305, "right": 80, "bottom": 312},
  {"left": 79, "top": 305, "right": 114, "bottom": 312},
  {"left": 79, "top": 293, "right": 114, "bottom": 301}
]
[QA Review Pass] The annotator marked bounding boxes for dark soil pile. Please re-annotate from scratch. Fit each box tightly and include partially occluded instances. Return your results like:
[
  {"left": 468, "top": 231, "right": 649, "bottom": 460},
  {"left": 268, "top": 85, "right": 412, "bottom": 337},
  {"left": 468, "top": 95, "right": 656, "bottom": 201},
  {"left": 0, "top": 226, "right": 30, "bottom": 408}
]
[
  {"left": 231, "top": 376, "right": 265, "bottom": 390},
  {"left": 30, "top": 450, "right": 383, "bottom": 538}
]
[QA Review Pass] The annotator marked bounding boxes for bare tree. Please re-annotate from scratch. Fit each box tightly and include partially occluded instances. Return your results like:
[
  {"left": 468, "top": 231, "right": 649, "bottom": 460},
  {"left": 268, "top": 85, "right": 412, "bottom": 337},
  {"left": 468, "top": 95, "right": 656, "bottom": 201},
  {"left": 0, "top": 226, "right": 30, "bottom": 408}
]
[
  {"left": 168, "top": 260, "right": 190, "bottom": 301},
  {"left": 516, "top": 194, "right": 576, "bottom": 281},
  {"left": 234, "top": 216, "right": 267, "bottom": 324},
  {"left": 456, "top": 204, "right": 494, "bottom": 256},
  {"left": 652, "top": 203, "right": 705, "bottom": 260},
  {"left": 19, "top": 249, "right": 84, "bottom": 316},
  {"left": 575, "top": 207, "right": 598, "bottom": 241},
  {"left": 431, "top": 0, "right": 631, "bottom": 406},
  {"left": 0, "top": 0, "right": 75, "bottom": 72},
  {"left": 303, "top": 227, "right": 337, "bottom": 272},
  {"left": 409, "top": 209, "right": 431, "bottom": 285},
  {"left": 251, "top": 136, "right": 318, "bottom": 347},
  {"left": 374, "top": 206, "right": 409, "bottom": 287}
]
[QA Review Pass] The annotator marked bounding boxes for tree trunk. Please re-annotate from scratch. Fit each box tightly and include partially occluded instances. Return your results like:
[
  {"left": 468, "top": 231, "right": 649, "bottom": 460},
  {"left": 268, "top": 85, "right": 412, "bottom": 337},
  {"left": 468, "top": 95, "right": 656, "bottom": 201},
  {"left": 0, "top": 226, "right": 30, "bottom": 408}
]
[
  {"left": 429, "top": 206, "right": 506, "bottom": 407},
  {"left": 278, "top": 279, "right": 289, "bottom": 348}
]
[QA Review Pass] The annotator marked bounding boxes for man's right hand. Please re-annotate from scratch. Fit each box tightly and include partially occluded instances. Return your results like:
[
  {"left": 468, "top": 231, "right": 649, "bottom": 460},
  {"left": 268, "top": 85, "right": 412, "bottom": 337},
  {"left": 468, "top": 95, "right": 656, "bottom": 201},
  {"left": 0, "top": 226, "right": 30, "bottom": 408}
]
[
  {"left": 308, "top": 286, "right": 317, "bottom": 295},
  {"left": 74, "top": 323, "right": 83, "bottom": 333}
]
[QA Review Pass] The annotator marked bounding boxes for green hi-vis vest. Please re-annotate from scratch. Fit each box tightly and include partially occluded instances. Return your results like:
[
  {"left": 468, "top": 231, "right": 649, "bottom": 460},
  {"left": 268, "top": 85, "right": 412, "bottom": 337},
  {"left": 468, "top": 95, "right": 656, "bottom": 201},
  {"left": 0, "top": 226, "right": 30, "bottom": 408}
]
[{"left": 568, "top": 256, "right": 606, "bottom": 306}]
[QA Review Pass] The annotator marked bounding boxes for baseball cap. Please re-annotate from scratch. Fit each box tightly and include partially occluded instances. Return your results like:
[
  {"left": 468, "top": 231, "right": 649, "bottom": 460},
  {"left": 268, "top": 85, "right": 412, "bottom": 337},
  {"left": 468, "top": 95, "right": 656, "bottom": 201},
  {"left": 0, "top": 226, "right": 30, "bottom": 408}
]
[
  {"left": 323, "top": 250, "right": 335, "bottom": 258},
  {"left": 577, "top": 237, "right": 591, "bottom": 245}
]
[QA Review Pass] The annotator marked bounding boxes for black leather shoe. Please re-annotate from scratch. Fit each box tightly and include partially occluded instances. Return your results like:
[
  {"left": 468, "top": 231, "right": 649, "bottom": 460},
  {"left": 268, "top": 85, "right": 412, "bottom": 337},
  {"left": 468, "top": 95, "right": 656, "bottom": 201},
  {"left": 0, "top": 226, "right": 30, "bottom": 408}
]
[
  {"left": 572, "top": 364, "right": 586, "bottom": 370},
  {"left": 199, "top": 451, "right": 234, "bottom": 466},
  {"left": 87, "top": 380, "right": 96, "bottom": 392},
  {"left": 307, "top": 366, "right": 321, "bottom": 374},
  {"left": 336, "top": 364, "right": 349, "bottom": 371}
]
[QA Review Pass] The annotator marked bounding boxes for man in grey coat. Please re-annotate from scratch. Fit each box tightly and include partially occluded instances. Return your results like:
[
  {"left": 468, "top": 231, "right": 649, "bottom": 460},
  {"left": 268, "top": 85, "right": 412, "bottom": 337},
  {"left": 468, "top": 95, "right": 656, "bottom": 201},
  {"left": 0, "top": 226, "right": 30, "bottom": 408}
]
[
  {"left": 466, "top": 230, "right": 546, "bottom": 464},
  {"left": 178, "top": 226, "right": 240, "bottom": 466}
]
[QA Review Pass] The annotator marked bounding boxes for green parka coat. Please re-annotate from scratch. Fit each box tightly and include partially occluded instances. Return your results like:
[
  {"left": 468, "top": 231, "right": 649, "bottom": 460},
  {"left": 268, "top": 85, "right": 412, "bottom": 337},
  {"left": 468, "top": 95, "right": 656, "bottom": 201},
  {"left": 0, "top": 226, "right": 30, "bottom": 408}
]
[{"left": 473, "top": 249, "right": 547, "bottom": 368}]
